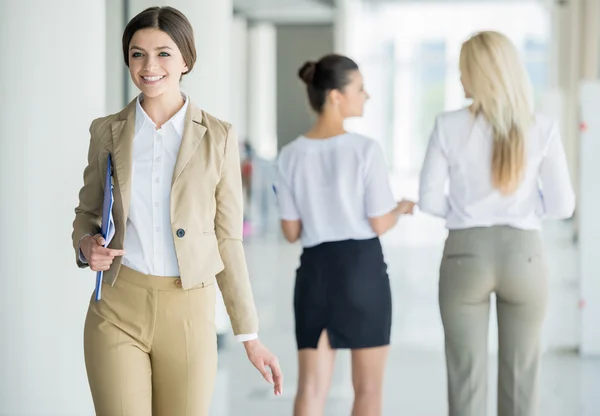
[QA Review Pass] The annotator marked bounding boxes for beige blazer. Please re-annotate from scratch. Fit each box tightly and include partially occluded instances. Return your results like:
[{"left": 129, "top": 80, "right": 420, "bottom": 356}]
[{"left": 72, "top": 98, "right": 258, "bottom": 335}]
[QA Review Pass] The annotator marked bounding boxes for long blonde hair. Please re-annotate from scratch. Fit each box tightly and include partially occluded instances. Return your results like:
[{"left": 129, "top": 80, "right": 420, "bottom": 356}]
[{"left": 459, "top": 31, "right": 534, "bottom": 195}]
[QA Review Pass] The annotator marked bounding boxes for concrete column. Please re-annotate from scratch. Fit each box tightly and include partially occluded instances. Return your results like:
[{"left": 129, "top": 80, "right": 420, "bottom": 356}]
[
  {"left": 106, "top": 0, "right": 128, "bottom": 113},
  {"left": 231, "top": 15, "right": 249, "bottom": 140},
  {"left": 548, "top": 0, "right": 581, "bottom": 228},
  {"left": 541, "top": 2, "right": 567, "bottom": 132},
  {"left": 248, "top": 22, "right": 278, "bottom": 160},
  {"left": 0, "top": 1, "right": 106, "bottom": 415},
  {"left": 334, "top": 0, "right": 369, "bottom": 134},
  {"left": 581, "top": 0, "right": 600, "bottom": 80},
  {"left": 334, "top": 0, "right": 362, "bottom": 57}
]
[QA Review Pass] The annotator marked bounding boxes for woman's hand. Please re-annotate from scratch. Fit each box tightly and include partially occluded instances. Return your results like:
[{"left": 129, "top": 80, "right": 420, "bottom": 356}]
[
  {"left": 369, "top": 199, "right": 415, "bottom": 235},
  {"left": 395, "top": 199, "right": 416, "bottom": 215},
  {"left": 81, "top": 234, "right": 125, "bottom": 271},
  {"left": 244, "top": 339, "right": 283, "bottom": 396}
]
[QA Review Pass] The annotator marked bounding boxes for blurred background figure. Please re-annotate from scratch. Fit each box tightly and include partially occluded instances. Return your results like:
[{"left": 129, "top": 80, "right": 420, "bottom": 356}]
[
  {"left": 2, "top": 0, "right": 600, "bottom": 415},
  {"left": 241, "top": 140, "right": 254, "bottom": 237}
]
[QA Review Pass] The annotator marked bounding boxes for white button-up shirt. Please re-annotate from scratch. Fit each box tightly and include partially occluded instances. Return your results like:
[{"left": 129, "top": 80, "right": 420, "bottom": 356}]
[
  {"left": 121, "top": 95, "right": 187, "bottom": 276},
  {"left": 419, "top": 108, "right": 575, "bottom": 230}
]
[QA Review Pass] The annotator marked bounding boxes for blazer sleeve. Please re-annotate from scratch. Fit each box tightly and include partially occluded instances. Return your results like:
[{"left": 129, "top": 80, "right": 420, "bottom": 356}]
[
  {"left": 72, "top": 119, "right": 103, "bottom": 268},
  {"left": 214, "top": 125, "right": 259, "bottom": 335}
]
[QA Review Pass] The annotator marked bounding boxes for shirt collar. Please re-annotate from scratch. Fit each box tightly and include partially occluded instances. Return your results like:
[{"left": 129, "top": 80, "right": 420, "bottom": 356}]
[{"left": 135, "top": 93, "right": 189, "bottom": 137}]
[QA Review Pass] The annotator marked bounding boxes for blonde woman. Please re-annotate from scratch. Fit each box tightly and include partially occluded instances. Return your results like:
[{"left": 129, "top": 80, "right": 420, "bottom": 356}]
[{"left": 419, "top": 31, "right": 575, "bottom": 416}]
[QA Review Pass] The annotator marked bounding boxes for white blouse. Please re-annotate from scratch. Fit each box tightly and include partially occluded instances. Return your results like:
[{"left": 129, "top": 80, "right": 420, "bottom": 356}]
[
  {"left": 419, "top": 108, "right": 575, "bottom": 230},
  {"left": 275, "top": 133, "right": 397, "bottom": 247}
]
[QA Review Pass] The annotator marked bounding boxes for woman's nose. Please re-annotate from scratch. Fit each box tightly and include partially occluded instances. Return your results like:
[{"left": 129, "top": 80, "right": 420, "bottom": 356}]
[{"left": 144, "top": 58, "right": 159, "bottom": 71}]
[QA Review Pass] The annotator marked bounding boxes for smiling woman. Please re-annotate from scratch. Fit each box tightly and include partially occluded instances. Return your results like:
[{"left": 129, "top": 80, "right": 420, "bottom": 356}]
[
  {"left": 72, "top": 6, "right": 282, "bottom": 416},
  {"left": 121, "top": 7, "right": 196, "bottom": 126},
  {"left": 122, "top": 7, "right": 196, "bottom": 95}
]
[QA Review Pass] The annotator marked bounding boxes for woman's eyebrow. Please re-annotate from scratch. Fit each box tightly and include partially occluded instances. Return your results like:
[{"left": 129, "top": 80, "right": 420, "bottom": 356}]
[{"left": 129, "top": 45, "right": 173, "bottom": 52}]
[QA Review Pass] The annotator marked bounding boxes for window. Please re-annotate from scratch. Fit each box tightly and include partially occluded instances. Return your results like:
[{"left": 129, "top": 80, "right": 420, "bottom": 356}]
[{"left": 353, "top": 2, "right": 551, "bottom": 177}]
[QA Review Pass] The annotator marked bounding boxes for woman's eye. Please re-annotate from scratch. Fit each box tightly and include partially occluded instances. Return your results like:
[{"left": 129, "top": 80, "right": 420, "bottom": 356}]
[
  {"left": 131, "top": 52, "right": 142, "bottom": 58},
  {"left": 159, "top": 52, "right": 170, "bottom": 57}
]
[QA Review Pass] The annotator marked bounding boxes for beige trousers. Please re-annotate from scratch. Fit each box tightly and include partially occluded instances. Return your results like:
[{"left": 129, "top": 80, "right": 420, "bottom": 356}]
[
  {"left": 84, "top": 266, "right": 217, "bottom": 416},
  {"left": 439, "top": 226, "right": 547, "bottom": 416}
]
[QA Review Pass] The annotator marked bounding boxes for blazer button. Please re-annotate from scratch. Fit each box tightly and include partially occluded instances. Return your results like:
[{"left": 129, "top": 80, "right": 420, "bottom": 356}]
[{"left": 176, "top": 228, "right": 185, "bottom": 238}]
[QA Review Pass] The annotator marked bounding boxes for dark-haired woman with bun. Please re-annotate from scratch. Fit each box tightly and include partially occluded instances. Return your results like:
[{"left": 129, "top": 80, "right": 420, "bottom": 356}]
[{"left": 274, "top": 54, "right": 415, "bottom": 416}]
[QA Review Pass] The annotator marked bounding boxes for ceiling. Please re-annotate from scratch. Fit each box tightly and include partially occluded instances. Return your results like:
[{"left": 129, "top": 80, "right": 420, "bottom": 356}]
[
  {"left": 233, "top": 0, "right": 335, "bottom": 23},
  {"left": 232, "top": 0, "right": 551, "bottom": 24}
]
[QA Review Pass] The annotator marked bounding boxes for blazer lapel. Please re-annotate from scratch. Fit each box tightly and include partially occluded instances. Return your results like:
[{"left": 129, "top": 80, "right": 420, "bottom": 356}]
[
  {"left": 111, "top": 99, "right": 136, "bottom": 221},
  {"left": 172, "top": 102, "right": 207, "bottom": 186}
]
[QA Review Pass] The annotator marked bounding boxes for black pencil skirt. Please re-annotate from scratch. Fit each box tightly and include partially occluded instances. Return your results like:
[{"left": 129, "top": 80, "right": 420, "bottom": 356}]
[{"left": 294, "top": 237, "right": 392, "bottom": 350}]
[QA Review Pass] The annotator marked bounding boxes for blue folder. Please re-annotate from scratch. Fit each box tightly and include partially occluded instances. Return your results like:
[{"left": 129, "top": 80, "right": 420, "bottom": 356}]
[{"left": 95, "top": 153, "right": 115, "bottom": 301}]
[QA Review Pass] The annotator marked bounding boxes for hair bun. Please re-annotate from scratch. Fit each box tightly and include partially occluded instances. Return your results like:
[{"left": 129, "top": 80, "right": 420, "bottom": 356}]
[{"left": 298, "top": 61, "right": 317, "bottom": 85}]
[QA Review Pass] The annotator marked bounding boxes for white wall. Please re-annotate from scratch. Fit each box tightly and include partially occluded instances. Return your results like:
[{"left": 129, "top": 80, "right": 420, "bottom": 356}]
[
  {"left": 578, "top": 80, "right": 600, "bottom": 356},
  {"left": 0, "top": 0, "right": 106, "bottom": 414}
]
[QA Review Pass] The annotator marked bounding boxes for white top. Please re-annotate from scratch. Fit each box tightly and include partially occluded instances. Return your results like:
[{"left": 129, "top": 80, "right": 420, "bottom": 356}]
[
  {"left": 419, "top": 108, "right": 575, "bottom": 230},
  {"left": 121, "top": 95, "right": 188, "bottom": 276},
  {"left": 275, "top": 133, "right": 397, "bottom": 247}
]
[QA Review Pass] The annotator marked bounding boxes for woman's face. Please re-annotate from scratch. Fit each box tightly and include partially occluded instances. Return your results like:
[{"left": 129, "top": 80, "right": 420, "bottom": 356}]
[
  {"left": 331, "top": 70, "right": 370, "bottom": 118},
  {"left": 128, "top": 28, "right": 188, "bottom": 98}
]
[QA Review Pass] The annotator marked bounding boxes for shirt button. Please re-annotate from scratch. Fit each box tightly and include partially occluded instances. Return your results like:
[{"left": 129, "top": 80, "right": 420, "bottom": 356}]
[
  {"left": 156, "top": 227, "right": 161, "bottom": 232},
  {"left": 155, "top": 178, "right": 160, "bottom": 183},
  {"left": 155, "top": 202, "right": 159, "bottom": 207},
  {"left": 156, "top": 156, "right": 161, "bottom": 162},
  {"left": 176, "top": 228, "right": 185, "bottom": 238}
]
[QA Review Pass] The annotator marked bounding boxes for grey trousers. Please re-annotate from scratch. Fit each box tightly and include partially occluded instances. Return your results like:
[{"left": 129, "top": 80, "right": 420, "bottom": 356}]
[{"left": 439, "top": 226, "right": 547, "bottom": 416}]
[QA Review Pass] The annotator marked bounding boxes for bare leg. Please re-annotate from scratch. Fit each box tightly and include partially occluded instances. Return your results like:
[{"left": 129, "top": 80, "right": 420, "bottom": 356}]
[
  {"left": 293, "top": 331, "right": 337, "bottom": 416},
  {"left": 350, "top": 346, "right": 390, "bottom": 416}
]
